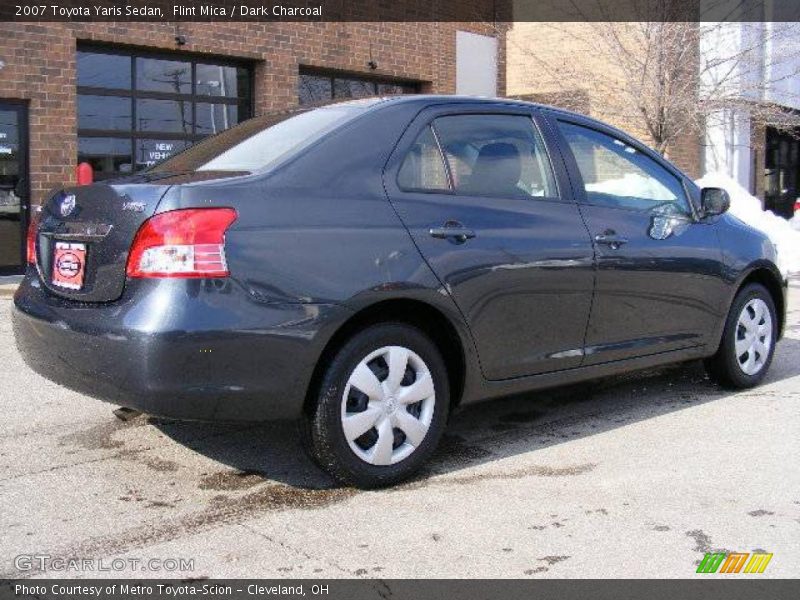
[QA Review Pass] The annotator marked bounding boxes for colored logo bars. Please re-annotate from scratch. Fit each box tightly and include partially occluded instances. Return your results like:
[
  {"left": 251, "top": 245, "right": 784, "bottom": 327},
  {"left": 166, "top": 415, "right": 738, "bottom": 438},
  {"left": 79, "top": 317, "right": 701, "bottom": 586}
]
[{"left": 697, "top": 552, "right": 773, "bottom": 574}]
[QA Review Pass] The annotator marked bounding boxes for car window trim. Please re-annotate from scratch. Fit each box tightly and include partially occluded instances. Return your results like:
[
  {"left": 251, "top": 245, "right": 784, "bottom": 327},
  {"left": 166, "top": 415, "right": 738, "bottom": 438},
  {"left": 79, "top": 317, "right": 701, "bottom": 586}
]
[
  {"left": 395, "top": 124, "right": 454, "bottom": 195},
  {"left": 528, "top": 113, "right": 562, "bottom": 201},
  {"left": 429, "top": 122, "right": 455, "bottom": 192}
]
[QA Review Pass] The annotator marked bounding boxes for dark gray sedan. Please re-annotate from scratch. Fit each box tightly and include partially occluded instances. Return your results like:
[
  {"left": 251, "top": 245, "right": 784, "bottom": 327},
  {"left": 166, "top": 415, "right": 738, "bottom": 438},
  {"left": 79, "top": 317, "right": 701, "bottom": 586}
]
[{"left": 13, "top": 96, "right": 786, "bottom": 487}]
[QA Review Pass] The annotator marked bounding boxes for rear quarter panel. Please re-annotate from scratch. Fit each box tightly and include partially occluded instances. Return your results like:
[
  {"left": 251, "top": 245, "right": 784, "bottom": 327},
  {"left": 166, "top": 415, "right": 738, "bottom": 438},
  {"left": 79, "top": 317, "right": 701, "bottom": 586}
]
[
  {"left": 156, "top": 101, "right": 480, "bottom": 397},
  {"left": 156, "top": 103, "right": 426, "bottom": 304}
]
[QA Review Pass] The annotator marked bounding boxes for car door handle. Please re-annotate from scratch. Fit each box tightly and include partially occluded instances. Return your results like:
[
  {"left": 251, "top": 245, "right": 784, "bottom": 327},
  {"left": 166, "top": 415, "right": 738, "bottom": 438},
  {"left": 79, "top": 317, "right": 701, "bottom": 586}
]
[
  {"left": 594, "top": 233, "right": 629, "bottom": 249},
  {"left": 429, "top": 224, "right": 476, "bottom": 243}
]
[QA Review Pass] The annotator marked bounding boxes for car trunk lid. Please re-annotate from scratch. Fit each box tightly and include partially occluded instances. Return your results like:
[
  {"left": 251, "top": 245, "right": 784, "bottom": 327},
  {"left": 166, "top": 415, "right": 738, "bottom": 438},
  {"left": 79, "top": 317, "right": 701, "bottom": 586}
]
[{"left": 35, "top": 176, "right": 173, "bottom": 302}]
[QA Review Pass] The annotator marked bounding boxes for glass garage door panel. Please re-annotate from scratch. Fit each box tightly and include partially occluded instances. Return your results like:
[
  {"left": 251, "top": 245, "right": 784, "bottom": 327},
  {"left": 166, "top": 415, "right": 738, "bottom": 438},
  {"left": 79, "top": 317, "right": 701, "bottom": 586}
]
[
  {"left": 0, "top": 106, "right": 26, "bottom": 273},
  {"left": 77, "top": 48, "right": 253, "bottom": 177}
]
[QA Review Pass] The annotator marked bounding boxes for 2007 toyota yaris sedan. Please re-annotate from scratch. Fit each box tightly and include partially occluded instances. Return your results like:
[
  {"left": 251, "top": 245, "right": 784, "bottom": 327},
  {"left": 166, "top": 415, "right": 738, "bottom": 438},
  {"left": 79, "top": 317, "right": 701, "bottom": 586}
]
[{"left": 13, "top": 96, "right": 787, "bottom": 487}]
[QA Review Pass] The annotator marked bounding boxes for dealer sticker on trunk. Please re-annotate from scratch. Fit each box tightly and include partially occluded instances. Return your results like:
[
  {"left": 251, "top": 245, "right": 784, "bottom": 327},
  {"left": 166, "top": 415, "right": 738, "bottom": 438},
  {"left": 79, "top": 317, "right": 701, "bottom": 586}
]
[{"left": 52, "top": 242, "right": 86, "bottom": 290}]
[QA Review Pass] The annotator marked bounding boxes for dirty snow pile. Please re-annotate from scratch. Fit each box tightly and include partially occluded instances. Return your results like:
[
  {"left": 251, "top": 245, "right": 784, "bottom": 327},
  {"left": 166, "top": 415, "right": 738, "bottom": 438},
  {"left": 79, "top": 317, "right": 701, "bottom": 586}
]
[{"left": 695, "top": 172, "right": 800, "bottom": 277}]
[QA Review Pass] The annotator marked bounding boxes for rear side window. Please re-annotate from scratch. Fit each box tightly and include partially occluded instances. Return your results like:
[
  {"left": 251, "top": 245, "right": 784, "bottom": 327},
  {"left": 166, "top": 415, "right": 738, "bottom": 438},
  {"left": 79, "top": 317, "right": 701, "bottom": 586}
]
[
  {"left": 558, "top": 121, "right": 690, "bottom": 214},
  {"left": 397, "top": 126, "right": 450, "bottom": 192},
  {"left": 433, "top": 114, "right": 557, "bottom": 200}
]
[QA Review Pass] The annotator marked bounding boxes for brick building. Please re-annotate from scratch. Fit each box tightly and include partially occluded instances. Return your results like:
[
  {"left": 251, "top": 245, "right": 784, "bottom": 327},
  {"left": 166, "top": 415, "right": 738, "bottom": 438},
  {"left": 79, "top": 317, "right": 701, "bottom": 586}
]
[{"left": 0, "top": 20, "right": 505, "bottom": 274}]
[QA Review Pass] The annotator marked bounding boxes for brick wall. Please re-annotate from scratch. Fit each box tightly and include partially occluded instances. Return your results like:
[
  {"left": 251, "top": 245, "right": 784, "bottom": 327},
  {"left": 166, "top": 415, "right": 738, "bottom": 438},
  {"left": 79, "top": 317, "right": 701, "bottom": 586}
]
[
  {"left": 664, "top": 126, "right": 703, "bottom": 180},
  {"left": 0, "top": 21, "right": 504, "bottom": 204}
]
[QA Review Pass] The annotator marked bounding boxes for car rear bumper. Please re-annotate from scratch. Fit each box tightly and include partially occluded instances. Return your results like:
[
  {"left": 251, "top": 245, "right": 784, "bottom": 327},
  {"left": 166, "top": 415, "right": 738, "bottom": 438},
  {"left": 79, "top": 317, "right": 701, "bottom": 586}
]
[{"left": 12, "top": 271, "right": 348, "bottom": 421}]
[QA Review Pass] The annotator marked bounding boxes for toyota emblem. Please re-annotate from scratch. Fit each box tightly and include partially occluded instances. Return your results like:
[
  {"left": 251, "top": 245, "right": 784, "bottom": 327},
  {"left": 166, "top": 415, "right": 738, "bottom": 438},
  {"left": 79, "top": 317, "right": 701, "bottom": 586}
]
[{"left": 60, "top": 194, "right": 76, "bottom": 217}]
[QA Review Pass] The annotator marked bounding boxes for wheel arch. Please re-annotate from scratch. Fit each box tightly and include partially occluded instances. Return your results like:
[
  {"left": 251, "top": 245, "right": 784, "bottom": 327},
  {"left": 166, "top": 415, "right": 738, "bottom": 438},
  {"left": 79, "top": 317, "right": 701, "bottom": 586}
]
[
  {"left": 736, "top": 263, "right": 786, "bottom": 339},
  {"left": 304, "top": 298, "right": 468, "bottom": 415}
]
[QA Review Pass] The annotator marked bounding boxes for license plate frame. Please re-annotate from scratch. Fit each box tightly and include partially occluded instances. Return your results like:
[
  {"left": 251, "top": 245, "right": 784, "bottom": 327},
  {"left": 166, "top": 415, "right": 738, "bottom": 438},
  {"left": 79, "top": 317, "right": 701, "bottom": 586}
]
[{"left": 52, "top": 241, "right": 87, "bottom": 290}]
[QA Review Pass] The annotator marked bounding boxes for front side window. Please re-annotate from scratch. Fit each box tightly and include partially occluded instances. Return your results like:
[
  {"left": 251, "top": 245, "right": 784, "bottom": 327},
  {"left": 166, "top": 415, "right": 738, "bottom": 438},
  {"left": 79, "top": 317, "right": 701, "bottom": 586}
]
[
  {"left": 432, "top": 114, "right": 557, "bottom": 200},
  {"left": 558, "top": 121, "right": 690, "bottom": 214}
]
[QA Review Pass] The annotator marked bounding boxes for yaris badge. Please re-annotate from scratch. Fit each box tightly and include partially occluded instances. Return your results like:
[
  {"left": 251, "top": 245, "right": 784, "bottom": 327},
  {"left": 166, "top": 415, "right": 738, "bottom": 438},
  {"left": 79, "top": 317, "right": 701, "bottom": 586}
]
[{"left": 60, "top": 194, "right": 76, "bottom": 217}]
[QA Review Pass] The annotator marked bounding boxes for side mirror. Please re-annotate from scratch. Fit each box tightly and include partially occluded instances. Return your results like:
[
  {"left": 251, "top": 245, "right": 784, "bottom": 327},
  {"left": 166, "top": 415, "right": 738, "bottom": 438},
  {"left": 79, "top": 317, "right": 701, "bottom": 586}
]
[{"left": 701, "top": 187, "right": 730, "bottom": 217}]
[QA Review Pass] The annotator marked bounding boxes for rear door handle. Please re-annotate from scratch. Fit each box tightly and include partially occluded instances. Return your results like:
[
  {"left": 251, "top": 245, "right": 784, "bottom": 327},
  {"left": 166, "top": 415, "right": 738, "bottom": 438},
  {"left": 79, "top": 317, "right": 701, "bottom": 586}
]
[
  {"left": 594, "top": 233, "right": 628, "bottom": 249},
  {"left": 429, "top": 223, "right": 476, "bottom": 243}
]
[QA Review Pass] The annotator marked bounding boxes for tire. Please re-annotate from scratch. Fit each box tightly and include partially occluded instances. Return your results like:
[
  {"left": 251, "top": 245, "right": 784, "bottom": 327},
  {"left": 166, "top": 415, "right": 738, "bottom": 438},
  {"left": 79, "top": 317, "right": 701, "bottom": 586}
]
[
  {"left": 302, "top": 322, "right": 450, "bottom": 488},
  {"left": 705, "top": 283, "right": 777, "bottom": 389}
]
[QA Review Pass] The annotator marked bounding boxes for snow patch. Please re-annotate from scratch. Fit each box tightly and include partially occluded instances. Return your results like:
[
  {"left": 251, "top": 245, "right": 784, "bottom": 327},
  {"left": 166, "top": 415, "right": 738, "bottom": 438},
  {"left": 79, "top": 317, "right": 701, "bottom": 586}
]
[
  {"left": 586, "top": 172, "right": 674, "bottom": 200},
  {"left": 695, "top": 172, "right": 800, "bottom": 277}
]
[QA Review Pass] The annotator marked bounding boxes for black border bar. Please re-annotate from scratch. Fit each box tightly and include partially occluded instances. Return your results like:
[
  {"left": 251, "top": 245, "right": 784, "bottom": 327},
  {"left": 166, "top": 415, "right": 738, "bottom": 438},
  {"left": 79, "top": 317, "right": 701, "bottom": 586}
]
[
  {"left": 3, "top": 0, "right": 800, "bottom": 22},
  {"left": 2, "top": 579, "right": 800, "bottom": 600}
]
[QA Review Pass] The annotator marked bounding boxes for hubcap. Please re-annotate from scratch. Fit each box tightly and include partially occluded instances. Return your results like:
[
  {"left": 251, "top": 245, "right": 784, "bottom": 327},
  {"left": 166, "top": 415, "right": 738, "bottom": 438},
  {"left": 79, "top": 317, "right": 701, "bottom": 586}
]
[
  {"left": 340, "top": 345, "right": 435, "bottom": 466},
  {"left": 735, "top": 298, "right": 772, "bottom": 376}
]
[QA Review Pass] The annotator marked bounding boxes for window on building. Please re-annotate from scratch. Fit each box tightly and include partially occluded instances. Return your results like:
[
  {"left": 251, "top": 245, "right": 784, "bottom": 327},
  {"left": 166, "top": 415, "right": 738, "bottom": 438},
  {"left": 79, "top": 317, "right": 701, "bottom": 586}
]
[
  {"left": 764, "top": 126, "right": 800, "bottom": 218},
  {"left": 77, "top": 47, "right": 252, "bottom": 178},
  {"left": 298, "top": 69, "right": 420, "bottom": 106},
  {"left": 558, "top": 121, "right": 689, "bottom": 214}
]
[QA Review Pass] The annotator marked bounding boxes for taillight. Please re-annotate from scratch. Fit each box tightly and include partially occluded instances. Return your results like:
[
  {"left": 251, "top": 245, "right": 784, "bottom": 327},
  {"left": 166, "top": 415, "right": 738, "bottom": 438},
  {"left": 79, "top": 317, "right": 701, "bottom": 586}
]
[
  {"left": 794, "top": 200, "right": 800, "bottom": 214},
  {"left": 26, "top": 207, "right": 41, "bottom": 265},
  {"left": 126, "top": 208, "right": 237, "bottom": 278}
]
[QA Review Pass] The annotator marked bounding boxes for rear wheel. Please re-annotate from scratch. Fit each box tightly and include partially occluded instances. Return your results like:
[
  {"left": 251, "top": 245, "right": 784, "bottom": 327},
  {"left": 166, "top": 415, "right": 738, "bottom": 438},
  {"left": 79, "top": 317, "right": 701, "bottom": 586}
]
[
  {"left": 303, "top": 323, "right": 449, "bottom": 488},
  {"left": 705, "top": 283, "right": 777, "bottom": 389}
]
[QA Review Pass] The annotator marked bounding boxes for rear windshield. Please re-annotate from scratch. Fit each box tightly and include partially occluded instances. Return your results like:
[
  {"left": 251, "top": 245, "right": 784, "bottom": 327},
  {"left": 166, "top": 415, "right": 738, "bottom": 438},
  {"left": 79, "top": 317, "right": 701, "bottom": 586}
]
[{"left": 149, "top": 104, "right": 365, "bottom": 174}]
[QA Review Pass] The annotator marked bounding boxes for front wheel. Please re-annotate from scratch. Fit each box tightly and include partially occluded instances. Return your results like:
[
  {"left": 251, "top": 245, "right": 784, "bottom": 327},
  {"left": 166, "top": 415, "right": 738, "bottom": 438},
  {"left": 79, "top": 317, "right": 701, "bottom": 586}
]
[
  {"left": 705, "top": 283, "right": 777, "bottom": 389},
  {"left": 302, "top": 323, "right": 450, "bottom": 488}
]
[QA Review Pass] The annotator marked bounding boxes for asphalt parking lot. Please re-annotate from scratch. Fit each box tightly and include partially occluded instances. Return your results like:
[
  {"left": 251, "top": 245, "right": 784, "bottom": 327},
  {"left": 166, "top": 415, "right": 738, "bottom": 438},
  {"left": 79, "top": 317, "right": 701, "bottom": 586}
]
[{"left": 1, "top": 281, "right": 798, "bottom": 579}]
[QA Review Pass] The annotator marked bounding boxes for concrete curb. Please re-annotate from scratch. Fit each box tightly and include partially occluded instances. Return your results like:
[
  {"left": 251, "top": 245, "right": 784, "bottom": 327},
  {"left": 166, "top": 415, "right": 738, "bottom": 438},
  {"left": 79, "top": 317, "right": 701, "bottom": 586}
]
[{"left": 0, "top": 275, "right": 21, "bottom": 298}]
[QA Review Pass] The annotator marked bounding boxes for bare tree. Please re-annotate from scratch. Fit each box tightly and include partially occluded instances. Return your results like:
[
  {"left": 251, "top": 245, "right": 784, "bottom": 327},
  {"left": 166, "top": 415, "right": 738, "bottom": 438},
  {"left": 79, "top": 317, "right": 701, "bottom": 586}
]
[{"left": 506, "top": 17, "right": 800, "bottom": 158}]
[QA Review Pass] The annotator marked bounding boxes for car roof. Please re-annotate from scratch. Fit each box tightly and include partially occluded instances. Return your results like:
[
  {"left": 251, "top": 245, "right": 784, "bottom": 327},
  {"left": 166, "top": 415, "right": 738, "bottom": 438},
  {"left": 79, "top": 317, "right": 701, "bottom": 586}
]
[
  {"left": 355, "top": 94, "right": 637, "bottom": 139},
  {"left": 359, "top": 93, "right": 579, "bottom": 117},
  {"left": 307, "top": 95, "right": 622, "bottom": 140}
]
